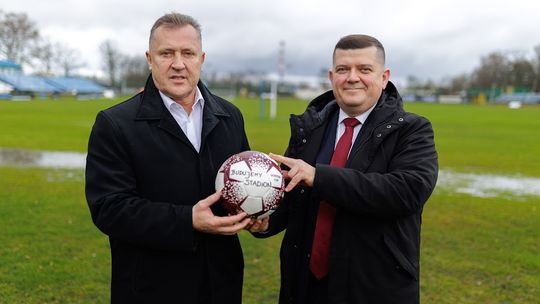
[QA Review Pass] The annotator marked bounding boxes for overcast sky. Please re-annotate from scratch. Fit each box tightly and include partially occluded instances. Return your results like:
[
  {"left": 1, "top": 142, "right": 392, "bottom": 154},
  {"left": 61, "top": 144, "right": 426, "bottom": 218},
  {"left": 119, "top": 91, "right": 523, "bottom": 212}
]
[{"left": 2, "top": 0, "right": 539, "bottom": 84}]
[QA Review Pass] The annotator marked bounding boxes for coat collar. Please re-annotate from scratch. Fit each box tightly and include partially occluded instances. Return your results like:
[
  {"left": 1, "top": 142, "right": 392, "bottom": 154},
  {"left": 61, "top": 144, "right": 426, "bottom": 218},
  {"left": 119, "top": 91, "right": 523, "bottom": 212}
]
[
  {"left": 135, "top": 74, "right": 230, "bottom": 149},
  {"left": 290, "top": 81, "right": 404, "bottom": 164},
  {"left": 294, "top": 81, "right": 402, "bottom": 134}
]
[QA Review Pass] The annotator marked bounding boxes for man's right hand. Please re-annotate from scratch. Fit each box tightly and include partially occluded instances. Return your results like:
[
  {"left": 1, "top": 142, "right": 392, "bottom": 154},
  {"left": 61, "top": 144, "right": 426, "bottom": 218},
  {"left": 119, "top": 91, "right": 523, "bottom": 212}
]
[
  {"left": 246, "top": 217, "right": 270, "bottom": 233},
  {"left": 192, "top": 191, "right": 251, "bottom": 235}
]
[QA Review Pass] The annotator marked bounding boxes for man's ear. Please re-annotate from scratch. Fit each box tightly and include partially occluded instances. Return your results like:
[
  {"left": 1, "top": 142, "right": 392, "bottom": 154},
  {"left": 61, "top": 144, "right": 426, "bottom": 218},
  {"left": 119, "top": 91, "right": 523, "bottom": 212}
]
[
  {"left": 145, "top": 51, "right": 152, "bottom": 70},
  {"left": 382, "top": 68, "right": 390, "bottom": 89}
]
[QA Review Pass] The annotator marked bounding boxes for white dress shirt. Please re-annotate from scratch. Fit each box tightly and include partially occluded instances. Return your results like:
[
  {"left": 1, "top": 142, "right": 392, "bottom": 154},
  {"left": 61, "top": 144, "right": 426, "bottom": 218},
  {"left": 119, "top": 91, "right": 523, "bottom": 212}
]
[
  {"left": 335, "top": 103, "right": 378, "bottom": 155},
  {"left": 160, "top": 88, "right": 205, "bottom": 152}
]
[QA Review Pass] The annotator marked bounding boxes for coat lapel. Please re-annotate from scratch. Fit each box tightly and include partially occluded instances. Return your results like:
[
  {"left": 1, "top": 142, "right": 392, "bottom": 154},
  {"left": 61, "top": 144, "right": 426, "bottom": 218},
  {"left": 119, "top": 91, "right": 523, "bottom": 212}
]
[
  {"left": 135, "top": 75, "right": 195, "bottom": 149},
  {"left": 350, "top": 91, "right": 396, "bottom": 153},
  {"left": 198, "top": 81, "right": 230, "bottom": 149},
  {"left": 133, "top": 76, "right": 233, "bottom": 153}
]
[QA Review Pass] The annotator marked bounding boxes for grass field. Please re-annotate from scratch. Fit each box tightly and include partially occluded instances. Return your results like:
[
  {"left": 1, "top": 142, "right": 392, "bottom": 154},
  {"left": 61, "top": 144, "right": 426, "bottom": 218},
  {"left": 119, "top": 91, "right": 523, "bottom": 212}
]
[{"left": 0, "top": 96, "right": 539, "bottom": 303}]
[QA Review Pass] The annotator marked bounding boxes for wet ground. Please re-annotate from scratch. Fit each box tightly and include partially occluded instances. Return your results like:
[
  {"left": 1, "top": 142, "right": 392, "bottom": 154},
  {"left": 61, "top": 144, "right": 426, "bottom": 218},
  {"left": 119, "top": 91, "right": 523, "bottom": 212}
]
[
  {"left": 1, "top": 148, "right": 539, "bottom": 199},
  {"left": 0, "top": 148, "right": 86, "bottom": 169},
  {"left": 436, "top": 170, "right": 540, "bottom": 199}
]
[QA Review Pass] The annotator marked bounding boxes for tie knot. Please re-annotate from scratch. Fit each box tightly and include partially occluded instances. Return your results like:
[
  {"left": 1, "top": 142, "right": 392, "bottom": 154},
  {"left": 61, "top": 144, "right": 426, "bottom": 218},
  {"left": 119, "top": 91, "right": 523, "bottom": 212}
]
[{"left": 343, "top": 117, "right": 360, "bottom": 128}]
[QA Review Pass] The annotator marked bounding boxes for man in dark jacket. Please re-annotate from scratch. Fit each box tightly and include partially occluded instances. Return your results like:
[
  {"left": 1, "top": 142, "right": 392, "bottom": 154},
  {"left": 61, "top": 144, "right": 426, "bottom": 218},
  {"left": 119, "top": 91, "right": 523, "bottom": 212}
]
[
  {"left": 86, "top": 13, "right": 252, "bottom": 304},
  {"left": 251, "top": 34, "right": 438, "bottom": 303}
]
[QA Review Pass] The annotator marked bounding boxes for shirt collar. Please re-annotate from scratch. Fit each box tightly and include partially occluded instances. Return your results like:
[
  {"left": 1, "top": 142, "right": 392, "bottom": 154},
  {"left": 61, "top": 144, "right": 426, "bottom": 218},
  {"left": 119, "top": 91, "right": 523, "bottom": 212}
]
[
  {"left": 159, "top": 87, "right": 205, "bottom": 111},
  {"left": 337, "top": 102, "right": 378, "bottom": 125}
]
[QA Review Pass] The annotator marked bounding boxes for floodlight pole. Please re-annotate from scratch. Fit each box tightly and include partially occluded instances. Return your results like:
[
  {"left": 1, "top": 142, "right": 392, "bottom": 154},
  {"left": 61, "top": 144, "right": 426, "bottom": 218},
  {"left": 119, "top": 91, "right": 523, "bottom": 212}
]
[
  {"left": 259, "top": 80, "right": 266, "bottom": 119},
  {"left": 270, "top": 80, "right": 277, "bottom": 119},
  {"left": 270, "top": 40, "right": 286, "bottom": 120}
]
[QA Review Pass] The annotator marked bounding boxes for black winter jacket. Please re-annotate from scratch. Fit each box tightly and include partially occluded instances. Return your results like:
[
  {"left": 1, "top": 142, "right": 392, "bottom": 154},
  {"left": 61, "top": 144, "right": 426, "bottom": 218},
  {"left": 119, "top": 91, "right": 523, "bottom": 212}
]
[
  {"left": 259, "top": 81, "right": 438, "bottom": 304},
  {"left": 86, "top": 76, "right": 249, "bottom": 303}
]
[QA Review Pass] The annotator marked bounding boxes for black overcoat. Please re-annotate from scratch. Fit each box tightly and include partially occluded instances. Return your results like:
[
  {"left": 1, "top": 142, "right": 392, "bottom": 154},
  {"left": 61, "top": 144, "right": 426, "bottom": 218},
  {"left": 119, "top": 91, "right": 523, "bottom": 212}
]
[
  {"left": 85, "top": 76, "right": 249, "bottom": 303},
  {"left": 259, "top": 82, "right": 438, "bottom": 304}
]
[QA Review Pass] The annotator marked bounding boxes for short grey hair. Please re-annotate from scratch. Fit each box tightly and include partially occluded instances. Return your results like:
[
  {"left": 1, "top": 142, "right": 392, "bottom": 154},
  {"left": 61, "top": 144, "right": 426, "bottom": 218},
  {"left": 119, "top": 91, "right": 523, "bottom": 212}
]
[{"left": 149, "top": 12, "right": 202, "bottom": 47}]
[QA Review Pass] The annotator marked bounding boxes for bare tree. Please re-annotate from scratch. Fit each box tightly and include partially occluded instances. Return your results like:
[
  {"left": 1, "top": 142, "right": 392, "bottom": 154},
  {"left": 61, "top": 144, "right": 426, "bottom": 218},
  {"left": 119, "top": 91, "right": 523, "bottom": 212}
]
[
  {"left": 438, "top": 74, "right": 469, "bottom": 95},
  {"left": 508, "top": 57, "right": 535, "bottom": 89},
  {"left": 100, "top": 40, "right": 123, "bottom": 90},
  {"left": 30, "top": 37, "right": 55, "bottom": 75},
  {"left": 533, "top": 45, "right": 540, "bottom": 92},
  {"left": 470, "top": 52, "right": 511, "bottom": 88},
  {"left": 0, "top": 10, "right": 40, "bottom": 64},
  {"left": 122, "top": 55, "right": 149, "bottom": 89},
  {"left": 406, "top": 75, "right": 422, "bottom": 91},
  {"left": 454, "top": 74, "right": 470, "bottom": 92},
  {"left": 55, "top": 43, "right": 85, "bottom": 77}
]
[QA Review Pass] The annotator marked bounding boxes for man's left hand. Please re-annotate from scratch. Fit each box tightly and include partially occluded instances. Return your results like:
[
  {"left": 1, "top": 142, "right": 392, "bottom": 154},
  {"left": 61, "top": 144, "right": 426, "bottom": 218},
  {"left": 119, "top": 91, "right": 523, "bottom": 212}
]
[{"left": 269, "top": 153, "right": 315, "bottom": 192}]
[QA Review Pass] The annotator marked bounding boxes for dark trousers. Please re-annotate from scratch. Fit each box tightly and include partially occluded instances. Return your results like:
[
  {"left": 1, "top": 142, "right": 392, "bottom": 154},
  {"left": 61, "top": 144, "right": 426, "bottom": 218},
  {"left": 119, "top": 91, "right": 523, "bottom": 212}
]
[{"left": 306, "top": 272, "right": 329, "bottom": 304}]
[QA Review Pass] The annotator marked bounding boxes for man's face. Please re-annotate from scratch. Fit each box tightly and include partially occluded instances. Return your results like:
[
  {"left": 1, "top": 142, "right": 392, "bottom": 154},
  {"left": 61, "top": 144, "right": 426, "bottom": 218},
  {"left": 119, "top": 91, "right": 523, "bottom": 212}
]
[
  {"left": 329, "top": 46, "right": 390, "bottom": 116},
  {"left": 146, "top": 25, "right": 205, "bottom": 104}
]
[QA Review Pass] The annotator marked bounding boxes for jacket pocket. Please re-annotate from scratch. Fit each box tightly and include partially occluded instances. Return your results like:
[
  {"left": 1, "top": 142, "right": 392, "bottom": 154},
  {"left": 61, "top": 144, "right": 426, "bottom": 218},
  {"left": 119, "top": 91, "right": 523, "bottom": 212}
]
[{"left": 383, "top": 234, "right": 418, "bottom": 281}]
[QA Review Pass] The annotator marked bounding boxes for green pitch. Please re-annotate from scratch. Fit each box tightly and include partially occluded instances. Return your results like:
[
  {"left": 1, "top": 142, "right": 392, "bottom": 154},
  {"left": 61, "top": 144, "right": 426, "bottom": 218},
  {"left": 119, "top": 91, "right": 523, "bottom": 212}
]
[{"left": 0, "top": 97, "right": 538, "bottom": 303}]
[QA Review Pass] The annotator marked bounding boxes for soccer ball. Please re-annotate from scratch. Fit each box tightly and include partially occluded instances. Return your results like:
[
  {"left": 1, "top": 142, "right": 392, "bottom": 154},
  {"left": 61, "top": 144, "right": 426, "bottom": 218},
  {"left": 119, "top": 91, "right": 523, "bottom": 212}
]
[{"left": 215, "top": 151, "right": 285, "bottom": 219}]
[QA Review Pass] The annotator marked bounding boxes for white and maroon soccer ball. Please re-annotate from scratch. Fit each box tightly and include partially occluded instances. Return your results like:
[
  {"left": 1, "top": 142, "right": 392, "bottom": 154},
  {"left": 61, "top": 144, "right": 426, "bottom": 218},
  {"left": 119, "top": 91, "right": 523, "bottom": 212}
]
[{"left": 215, "top": 151, "right": 285, "bottom": 219}]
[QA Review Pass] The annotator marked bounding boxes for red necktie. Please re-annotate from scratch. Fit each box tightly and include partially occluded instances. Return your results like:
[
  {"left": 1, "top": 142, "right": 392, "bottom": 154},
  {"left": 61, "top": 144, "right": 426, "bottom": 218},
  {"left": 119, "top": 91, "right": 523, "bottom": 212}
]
[{"left": 310, "top": 117, "right": 360, "bottom": 280}]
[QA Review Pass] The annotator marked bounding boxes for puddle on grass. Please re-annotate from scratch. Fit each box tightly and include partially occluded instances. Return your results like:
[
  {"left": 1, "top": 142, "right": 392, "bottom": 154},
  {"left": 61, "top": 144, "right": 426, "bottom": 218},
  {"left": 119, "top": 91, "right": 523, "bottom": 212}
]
[
  {"left": 0, "top": 148, "right": 539, "bottom": 199},
  {"left": 0, "top": 148, "right": 86, "bottom": 169},
  {"left": 45, "top": 169, "right": 84, "bottom": 183},
  {"left": 436, "top": 170, "right": 540, "bottom": 199}
]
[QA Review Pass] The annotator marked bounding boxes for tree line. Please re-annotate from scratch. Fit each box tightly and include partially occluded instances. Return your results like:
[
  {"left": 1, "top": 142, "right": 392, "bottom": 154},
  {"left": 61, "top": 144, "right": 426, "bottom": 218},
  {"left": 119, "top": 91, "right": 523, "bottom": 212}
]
[
  {"left": 2, "top": 10, "right": 540, "bottom": 93},
  {"left": 0, "top": 10, "right": 148, "bottom": 91},
  {"left": 0, "top": 10, "right": 85, "bottom": 77},
  {"left": 409, "top": 47, "right": 540, "bottom": 94}
]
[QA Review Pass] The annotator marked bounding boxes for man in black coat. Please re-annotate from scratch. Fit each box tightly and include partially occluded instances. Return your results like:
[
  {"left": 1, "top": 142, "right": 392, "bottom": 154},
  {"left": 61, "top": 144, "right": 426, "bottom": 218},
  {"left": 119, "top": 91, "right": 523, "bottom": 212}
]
[
  {"left": 86, "top": 13, "right": 252, "bottom": 304},
  {"left": 250, "top": 35, "right": 438, "bottom": 303}
]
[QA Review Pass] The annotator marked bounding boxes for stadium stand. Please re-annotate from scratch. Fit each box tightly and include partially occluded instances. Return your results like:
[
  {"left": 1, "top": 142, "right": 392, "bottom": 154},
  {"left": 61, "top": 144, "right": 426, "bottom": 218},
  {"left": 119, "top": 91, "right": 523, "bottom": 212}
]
[
  {"left": 0, "top": 60, "right": 23, "bottom": 74},
  {"left": 0, "top": 59, "right": 105, "bottom": 99},
  {"left": 0, "top": 66, "right": 105, "bottom": 99},
  {"left": 0, "top": 74, "right": 60, "bottom": 96},
  {"left": 44, "top": 76, "right": 105, "bottom": 95}
]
